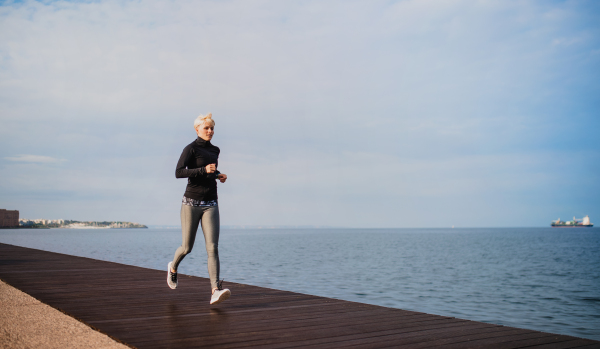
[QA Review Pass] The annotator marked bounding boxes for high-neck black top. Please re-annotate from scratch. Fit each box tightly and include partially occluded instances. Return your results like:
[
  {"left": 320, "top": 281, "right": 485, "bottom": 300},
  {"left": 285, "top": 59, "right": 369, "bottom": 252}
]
[{"left": 175, "top": 137, "right": 221, "bottom": 201}]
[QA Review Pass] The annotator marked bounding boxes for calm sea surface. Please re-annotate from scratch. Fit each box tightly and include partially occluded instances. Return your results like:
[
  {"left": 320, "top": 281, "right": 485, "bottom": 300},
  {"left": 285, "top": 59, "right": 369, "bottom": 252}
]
[{"left": 1, "top": 227, "right": 598, "bottom": 340}]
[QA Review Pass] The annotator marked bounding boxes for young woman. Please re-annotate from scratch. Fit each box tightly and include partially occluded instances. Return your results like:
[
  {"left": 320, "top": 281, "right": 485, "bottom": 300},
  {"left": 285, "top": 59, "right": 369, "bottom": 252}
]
[{"left": 167, "top": 113, "right": 231, "bottom": 305}]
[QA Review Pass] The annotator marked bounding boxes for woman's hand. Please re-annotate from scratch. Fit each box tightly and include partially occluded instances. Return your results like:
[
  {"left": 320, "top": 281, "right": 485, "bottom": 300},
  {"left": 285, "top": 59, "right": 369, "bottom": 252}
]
[
  {"left": 217, "top": 173, "right": 227, "bottom": 183},
  {"left": 205, "top": 164, "right": 216, "bottom": 173}
]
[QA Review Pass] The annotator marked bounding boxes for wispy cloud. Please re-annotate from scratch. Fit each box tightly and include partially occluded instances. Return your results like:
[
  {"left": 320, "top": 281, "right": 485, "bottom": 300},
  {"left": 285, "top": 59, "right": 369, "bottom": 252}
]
[{"left": 5, "top": 155, "right": 67, "bottom": 163}]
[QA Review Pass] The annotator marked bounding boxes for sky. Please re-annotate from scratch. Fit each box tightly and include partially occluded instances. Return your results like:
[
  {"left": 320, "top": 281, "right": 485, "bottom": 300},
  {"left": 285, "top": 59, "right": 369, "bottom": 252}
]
[{"left": 0, "top": 0, "right": 598, "bottom": 228}]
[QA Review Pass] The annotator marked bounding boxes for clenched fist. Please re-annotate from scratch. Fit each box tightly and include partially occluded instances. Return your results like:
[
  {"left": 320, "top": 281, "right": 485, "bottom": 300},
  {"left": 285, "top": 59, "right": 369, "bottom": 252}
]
[{"left": 205, "top": 163, "right": 216, "bottom": 173}]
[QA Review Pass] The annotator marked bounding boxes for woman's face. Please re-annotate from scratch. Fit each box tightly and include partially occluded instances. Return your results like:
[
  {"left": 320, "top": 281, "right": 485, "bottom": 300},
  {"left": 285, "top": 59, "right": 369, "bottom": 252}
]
[{"left": 196, "top": 123, "right": 214, "bottom": 141}]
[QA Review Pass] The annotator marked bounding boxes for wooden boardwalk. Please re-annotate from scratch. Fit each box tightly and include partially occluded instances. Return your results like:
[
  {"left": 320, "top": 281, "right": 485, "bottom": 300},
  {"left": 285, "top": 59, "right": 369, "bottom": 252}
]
[{"left": 1, "top": 243, "right": 598, "bottom": 349}]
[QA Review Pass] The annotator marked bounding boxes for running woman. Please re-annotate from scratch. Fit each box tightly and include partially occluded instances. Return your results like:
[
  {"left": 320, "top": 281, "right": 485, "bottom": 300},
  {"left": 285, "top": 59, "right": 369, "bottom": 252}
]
[{"left": 167, "top": 113, "right": 231, "bottom": 305}]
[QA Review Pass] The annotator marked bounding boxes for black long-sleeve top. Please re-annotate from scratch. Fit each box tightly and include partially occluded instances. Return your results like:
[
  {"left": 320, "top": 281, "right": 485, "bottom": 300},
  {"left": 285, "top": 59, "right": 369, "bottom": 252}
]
[{"left": 176, "top": 137, "right": 220, "bottom": 201}]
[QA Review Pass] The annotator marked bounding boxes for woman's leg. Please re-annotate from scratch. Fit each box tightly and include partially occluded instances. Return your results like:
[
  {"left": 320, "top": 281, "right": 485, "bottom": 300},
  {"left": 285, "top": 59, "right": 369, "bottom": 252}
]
[
  {"left": 200, "top": 205, "right": 220, "bottom": 290},
  {"left": 172, "top": 204, "right": 202, "bottom": 271}
]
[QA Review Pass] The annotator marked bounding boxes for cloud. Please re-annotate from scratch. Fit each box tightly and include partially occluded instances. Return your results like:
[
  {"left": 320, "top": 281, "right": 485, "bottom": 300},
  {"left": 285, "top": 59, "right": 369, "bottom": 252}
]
[
  {"left": 4, "top": 155, "right": 67, "bottom": 163},
  {"left": 0, "top": 0, "right": 598, "bottom": 226}
]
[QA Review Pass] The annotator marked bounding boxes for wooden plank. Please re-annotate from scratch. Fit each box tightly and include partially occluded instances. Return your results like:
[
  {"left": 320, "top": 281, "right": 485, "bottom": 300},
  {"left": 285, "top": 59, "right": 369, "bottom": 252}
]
[
  {"left": 571, "top": 344, "right": 600, "bottom": 349},
  {"left": 153, "top": 321, "right": 502, "bottom": 349},
  {"left": 340, "top": 329, "right": 546, "bottom": 349},
  {"left": 259, "top": 322, "right": 504, "bottom": 349},
  {"left": 280, "top": 327, "right": 527, "bottom": 349},
  {"left": 479, "top": 335, "right": 597, "bottom": 349},
  {"left": 0, "top": 243, "right": 597, "bottom": 349},
  {"left": 524, "top": 339, "right": 600, "bottom": 349},
  {"left": 123, "top": 313, "right": 468, "bottom": 346}
]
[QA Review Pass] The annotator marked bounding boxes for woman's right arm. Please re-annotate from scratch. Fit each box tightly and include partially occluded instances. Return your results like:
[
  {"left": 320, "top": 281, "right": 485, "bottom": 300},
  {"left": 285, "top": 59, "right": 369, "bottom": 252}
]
[{"left": 175, "top": 145, "right": 208, "bottom": 178}]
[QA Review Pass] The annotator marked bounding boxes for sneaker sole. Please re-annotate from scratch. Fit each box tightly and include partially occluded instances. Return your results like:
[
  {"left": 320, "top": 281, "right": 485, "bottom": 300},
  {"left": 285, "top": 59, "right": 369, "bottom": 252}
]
[
  {"left": 210, "top": 290, "right": 231, "bottom": 305},
  {"left": 167, "top": 262, "right": 177, "bottom": 290}
]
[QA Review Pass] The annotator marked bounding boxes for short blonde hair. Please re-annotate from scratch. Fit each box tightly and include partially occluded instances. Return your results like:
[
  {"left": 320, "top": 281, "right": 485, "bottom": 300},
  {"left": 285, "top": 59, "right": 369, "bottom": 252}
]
[{"left": 194, "top": 113, "right": 215, "bottom": 130}]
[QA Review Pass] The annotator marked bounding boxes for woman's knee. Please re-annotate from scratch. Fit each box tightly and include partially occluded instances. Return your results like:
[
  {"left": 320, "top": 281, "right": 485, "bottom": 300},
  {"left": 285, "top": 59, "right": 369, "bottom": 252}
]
[{"left": 181, "top": 245, "right": 193, "bottom": 255}]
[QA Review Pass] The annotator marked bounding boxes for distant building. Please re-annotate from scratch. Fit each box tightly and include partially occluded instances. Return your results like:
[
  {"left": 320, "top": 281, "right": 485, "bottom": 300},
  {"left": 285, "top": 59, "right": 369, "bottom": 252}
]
[{"left": 0, "top": 209, "right": 19, "bottom": 228}]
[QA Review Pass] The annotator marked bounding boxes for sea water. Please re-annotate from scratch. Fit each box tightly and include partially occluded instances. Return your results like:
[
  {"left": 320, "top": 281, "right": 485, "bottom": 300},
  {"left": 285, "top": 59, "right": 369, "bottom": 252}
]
[{"left": 1, "top": 227, "right": 598, "bottom": 340}]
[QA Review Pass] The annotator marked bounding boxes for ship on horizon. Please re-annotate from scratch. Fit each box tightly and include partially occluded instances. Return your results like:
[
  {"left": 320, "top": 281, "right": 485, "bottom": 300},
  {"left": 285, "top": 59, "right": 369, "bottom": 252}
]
[{"left": 551, "top": 215, "right": 593, "bottom": 227}]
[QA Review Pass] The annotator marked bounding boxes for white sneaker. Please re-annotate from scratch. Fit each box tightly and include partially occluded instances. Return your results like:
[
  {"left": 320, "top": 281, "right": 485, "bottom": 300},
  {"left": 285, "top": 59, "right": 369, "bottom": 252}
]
[
  {"left": 210, "top": 280, "right": 231, "bottom": 305},
  {"left": 167, "top": 262, "right": 178, "bottom": 289}
]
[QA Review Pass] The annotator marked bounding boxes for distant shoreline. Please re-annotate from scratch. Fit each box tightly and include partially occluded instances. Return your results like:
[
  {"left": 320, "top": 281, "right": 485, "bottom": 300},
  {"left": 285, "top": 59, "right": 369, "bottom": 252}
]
[
  {"left": 0, "top": 226, "right": 147, "bottom": 230},
  {"left": 17, "top": 220, "right": 148, "bottom": 229}
]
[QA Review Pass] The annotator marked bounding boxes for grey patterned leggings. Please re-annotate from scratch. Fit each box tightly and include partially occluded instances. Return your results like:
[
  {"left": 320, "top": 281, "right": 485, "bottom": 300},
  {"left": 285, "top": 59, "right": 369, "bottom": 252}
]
[{"left": 172, "top": 204, "right": 220, "bottom": 289}]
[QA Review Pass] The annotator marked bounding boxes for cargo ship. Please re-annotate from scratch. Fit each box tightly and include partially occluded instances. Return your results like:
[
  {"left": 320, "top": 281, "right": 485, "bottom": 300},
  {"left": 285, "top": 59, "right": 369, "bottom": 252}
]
[{"left": 551, "top": 215, "right": 593, "bottom": 227}]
